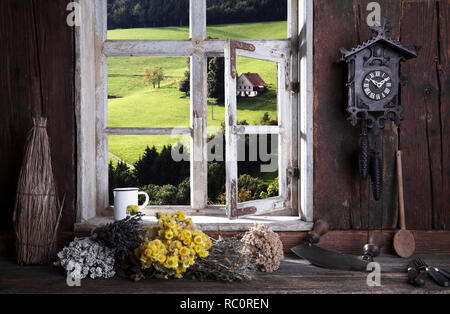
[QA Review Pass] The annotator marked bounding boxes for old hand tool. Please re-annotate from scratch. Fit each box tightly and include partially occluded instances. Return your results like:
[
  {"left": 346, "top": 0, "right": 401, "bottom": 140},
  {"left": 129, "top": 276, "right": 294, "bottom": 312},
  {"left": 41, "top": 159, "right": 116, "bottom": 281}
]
[
  {"left": 291, "top": 220, "right": 385, "bottom": 271},
  {"left": 406, "top": 260, "right": 427, "bottom": 287},
  {"left": 393, "top": 150, "right": 415, "bottom": 258},
  {"left": 415, "top": 258, "right": 450, "bottom": 287}
]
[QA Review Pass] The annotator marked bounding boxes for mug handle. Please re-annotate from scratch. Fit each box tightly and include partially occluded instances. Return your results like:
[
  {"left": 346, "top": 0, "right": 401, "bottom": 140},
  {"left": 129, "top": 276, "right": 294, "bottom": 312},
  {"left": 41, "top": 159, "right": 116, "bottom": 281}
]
[{"left": 138, "top": 192, "right": 150, "bottom": 211}]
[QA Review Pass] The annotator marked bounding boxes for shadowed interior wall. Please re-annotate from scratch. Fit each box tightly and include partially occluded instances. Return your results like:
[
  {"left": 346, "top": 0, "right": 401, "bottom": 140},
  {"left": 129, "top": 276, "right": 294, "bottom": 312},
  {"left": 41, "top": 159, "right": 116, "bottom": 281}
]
[
  {"left": 0, "top": 0, "right": 76, "bottom": 233},
  {"left": 0, "top": 0, "right": 448, "bottom": 237}
]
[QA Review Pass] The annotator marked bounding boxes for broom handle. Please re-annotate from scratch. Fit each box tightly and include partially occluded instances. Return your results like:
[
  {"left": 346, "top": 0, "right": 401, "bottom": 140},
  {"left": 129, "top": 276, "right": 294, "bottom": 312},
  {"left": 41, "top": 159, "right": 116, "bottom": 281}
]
[{"left": 397, "top": 151, "right": 406, "bottom": 230}]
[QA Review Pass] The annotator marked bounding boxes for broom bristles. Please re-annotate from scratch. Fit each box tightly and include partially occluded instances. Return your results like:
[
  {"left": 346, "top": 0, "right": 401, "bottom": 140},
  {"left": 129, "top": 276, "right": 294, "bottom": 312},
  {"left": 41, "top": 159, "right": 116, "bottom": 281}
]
[{"left": 13, "top": 116, "right": 63, "bottom": 265}]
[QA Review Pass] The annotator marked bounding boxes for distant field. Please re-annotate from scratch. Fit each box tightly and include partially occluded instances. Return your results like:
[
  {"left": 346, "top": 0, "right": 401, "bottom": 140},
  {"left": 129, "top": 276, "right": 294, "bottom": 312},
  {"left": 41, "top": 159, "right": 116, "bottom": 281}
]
[
  {"left": 107, "top": 21, "right": 287, "bottom": 40},
  {"left": 108, "top": 21, "right": 285, "bottom": 165}
]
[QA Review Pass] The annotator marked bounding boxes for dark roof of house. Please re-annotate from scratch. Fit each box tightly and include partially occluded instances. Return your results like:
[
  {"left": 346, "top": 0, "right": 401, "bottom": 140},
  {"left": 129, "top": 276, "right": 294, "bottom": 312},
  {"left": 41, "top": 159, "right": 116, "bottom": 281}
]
[
  {"left": 241, "top": 73, "right": 268, "bottom": 87},
  {"left": 340, "top": 20, "right": 418, "bottom": 61}
]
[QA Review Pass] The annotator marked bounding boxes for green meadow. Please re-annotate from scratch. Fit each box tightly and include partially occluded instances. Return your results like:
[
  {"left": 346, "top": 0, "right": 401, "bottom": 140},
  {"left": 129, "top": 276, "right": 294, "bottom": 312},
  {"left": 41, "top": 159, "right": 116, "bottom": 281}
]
[{"left": 108, "top": 21, "right": 286, "bottom": 165}]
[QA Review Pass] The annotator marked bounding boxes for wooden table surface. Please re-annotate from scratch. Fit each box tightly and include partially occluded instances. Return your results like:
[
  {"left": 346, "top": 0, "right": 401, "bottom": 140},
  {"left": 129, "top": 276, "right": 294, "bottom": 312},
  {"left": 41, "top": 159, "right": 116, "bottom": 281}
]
[{"left": 1, "top": 255, "right": 449, "bottom": 294}]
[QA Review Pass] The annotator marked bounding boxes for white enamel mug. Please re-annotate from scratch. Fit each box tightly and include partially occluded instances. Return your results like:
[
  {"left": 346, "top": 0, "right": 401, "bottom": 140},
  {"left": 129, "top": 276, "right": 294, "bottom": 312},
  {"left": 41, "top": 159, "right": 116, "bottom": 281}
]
[{"left": 113, "top": 188, "right": 149, "bottom": 221}]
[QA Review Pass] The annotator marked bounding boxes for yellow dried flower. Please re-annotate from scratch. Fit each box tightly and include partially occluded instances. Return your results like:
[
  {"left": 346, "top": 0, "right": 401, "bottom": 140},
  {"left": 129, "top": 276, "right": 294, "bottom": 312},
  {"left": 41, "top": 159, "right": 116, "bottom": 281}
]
[
  {"left": 165, "top": 230, "right": 174, "bottom": 240},
  {"left": 179, "top": 247, "right": 189, "bottom": 257},
  {"left": 194, "top": 235, "right": 203, "bottom": 245},
  {"left": 136, "top": 211, "right": 211, "bottom": 279},
  {"left": 126, "top": 205, "right": 139, "bottom": 216},
  {"left": 176, "top": 211, "right": 186, "bottom": 221},
  {"left": 194, "top": 244, "right": 202, "bottom": 253},
  {"left": 198, "top": 250, "right": 209, "bottom": 258}
]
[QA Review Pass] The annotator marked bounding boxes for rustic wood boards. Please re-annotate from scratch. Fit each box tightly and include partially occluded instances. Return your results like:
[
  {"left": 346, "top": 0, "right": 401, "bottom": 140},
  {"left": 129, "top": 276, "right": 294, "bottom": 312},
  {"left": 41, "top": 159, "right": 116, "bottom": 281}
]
[
  {"left": 313, "top": 0, "right": 450, "bottom": 230},
  {"left": 1, "top": 255, "right": 450, "bottom": 294},
  {"left": 0, "top": 0, "right": 76, "bottom": 232}
]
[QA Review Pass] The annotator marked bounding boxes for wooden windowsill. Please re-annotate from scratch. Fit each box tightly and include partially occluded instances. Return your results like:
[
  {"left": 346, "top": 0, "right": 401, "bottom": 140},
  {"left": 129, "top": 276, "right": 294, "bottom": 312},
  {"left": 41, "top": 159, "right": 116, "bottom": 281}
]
[{"left": 74, "top": 215, "right": 313, "bottom": 234}]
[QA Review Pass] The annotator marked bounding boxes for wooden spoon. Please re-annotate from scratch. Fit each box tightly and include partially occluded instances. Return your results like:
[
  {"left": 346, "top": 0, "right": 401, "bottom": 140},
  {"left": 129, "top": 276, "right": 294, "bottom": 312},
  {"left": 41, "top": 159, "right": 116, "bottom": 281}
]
[{"left": 393, "top": 151, "right": 415, "bottom": 258}]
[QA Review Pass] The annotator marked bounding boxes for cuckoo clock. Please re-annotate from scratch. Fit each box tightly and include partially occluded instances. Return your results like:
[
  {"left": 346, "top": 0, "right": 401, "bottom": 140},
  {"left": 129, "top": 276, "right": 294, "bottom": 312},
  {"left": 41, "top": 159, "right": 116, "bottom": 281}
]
[{"left": 340, "top": 19, "right": 418, "bottom": 200}]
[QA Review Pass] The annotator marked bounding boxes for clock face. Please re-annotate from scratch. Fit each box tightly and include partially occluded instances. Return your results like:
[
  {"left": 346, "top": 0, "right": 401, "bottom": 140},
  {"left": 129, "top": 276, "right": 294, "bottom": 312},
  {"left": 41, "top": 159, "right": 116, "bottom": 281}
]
[{"left": 362, "top": 70, "right": 393, "bottom": 101}]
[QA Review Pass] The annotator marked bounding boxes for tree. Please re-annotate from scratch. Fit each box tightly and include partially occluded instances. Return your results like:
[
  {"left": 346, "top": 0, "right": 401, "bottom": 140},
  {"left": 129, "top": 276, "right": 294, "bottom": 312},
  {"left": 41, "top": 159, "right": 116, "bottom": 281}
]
[
  {"left": 108, "top": 161, "right": 137, "bottom": 204},
  {"left": 179, "top": 70, "right": 190, "bottom": 96},
  {"left": 207, "top": 57, "right": 225, "bottom": 101},
  {"left": 133, "top": 146, "right": 158, "bottom": 187},
  {"left": 143, "top": 66, "right": 164, "bottom": 88}
]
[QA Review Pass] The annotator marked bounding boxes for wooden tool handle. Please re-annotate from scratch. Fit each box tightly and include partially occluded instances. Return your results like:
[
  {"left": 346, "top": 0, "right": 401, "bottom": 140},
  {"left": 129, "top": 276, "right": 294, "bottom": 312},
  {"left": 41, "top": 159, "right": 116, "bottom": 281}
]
[
  {"left": 306, "top": 220, "right": 329, "bottom": 244},
  {"left": 397, "top": 151, "right": 406, "bottom": 230}
]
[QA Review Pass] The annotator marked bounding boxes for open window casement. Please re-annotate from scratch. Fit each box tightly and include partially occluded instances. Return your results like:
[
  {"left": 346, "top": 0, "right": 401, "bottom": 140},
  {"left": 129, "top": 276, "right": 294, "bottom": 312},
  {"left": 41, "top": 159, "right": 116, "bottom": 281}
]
[{"left": 225, "top": 40, "right": 294, "bottom": 219}]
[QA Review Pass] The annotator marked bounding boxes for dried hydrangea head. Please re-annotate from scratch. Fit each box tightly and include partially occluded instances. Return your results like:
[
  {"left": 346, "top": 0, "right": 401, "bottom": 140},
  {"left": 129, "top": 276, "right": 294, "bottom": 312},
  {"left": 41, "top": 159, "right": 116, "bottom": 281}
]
[{"left": 241, "top": 224, "right": 284, "bottom": 273}]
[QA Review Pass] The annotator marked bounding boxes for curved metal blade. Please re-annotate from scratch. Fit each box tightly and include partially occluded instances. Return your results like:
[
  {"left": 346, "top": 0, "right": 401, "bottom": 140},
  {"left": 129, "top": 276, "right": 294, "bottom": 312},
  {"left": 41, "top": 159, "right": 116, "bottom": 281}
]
[{"left": 291, "top": 244, "right": 369, "bottom": 272}]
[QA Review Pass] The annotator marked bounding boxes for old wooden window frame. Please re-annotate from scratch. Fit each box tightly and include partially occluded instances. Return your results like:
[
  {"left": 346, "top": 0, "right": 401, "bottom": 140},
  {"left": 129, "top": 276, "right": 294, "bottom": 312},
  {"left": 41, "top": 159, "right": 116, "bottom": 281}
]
[{"left": 75, "top": 0, "right": 314, "bottom": 231}]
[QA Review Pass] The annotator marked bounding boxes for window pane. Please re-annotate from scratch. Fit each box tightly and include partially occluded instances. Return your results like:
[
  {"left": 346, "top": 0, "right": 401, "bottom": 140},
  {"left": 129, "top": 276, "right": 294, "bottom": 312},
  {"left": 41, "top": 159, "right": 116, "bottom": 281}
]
[
  {"left": 107, "top": 0, "right": 190, "bottom": 40},
  {"left": 207, "top": 0, "right": 287, "bottom": 39},
  {"left": 207, "top": 119, "right": 226, "bottom": 206},
  {"left": 237, "top": 134, "right": 279, "bottom": 202},
  {"left": 108, "top": 57, "right": 191, "bottom": 128},
  {"left": 108, "top": 135, "right": 190, "bottom": 206},
  {"left": 236, "top": 57, "right": 278, "bottom": 125}
]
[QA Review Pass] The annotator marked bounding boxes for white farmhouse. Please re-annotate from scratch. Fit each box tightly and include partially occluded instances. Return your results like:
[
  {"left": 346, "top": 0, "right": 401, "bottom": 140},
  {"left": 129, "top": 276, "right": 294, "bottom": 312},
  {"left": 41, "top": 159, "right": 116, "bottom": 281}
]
[{"left": 237, "top": 73, "right": 268, "bottom": 97}]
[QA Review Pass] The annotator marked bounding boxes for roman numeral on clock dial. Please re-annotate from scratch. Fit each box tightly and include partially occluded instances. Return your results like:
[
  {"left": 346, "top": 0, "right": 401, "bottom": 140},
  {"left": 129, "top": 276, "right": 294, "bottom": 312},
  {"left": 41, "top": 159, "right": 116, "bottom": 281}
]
[{"left": 362, "top": 70, "right": 393, "bottom": 101}]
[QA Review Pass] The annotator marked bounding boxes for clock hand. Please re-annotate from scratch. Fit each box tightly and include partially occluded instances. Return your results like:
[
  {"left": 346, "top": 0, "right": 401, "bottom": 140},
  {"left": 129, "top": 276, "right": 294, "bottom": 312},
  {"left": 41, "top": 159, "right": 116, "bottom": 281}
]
[
  {"left": 370, "top": 79, "right": 383, "bottom": 89},
  {"left": 379, "top": 77, "right": 390, "bottom": 86},
  {"left": 370, "top": 79, "right": 380, "bottom": 87}
]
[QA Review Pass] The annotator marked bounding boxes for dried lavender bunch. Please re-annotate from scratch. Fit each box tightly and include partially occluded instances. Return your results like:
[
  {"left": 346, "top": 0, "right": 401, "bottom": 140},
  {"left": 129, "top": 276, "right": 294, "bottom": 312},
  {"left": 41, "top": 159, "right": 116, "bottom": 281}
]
[
  {"left": 187, "top": 237, "right": 256, "bottom": 282},
  {"left": 241, "top": 224, "right": 284, "bottom": 273},
  {"left": 92, "top": 213, "right": 145, "bottom": 254},
  {"left": 54, "top": 237, "right": 115, "bottom": 280}
]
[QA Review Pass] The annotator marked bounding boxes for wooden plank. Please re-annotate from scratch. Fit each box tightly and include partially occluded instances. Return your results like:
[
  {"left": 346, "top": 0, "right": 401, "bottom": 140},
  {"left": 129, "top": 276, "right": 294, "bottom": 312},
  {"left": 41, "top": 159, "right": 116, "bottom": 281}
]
[
  {"left": 299, "top": 0, "right": 314, "bottom": 222},
  {"left": 0, "top": 0, "right": 35, "bottom": 232},
  {"left": 399, "top": 0, "right": 438, "bottom": 230},
  {"left": 288, "top": 0, "right": 300, "bottom": 217},
  {"left": 313, "top": 0, "right": 358, "bottom": 229},
  {"left": 105, "top": 127, "right": 192, "bottom": 136},
  {"left": 34, "top": 0, "right": 76, "bottom": 231},
  {"left": 95, "top": 0, "right": 109, "bottom": 215},
  {"left": 224, "top": 40, "right": 239, "bottom": 219},
  {"left": 76, "top": 0, "right": 98, "bottom": 222},
  {"left": 354, "top": 0, "right": 401, "bottom": 230},
  {"left": 104, "top": 39, "right": 290, "bottom": 58},
  {"left": 190, "top": 0, "right": 208, "bottom": 210},
  {"left": 232, "top": 125, "right": 280, "bottom": 135},
  {"left": 436, "top": 0, "right": 450, "bottom": 230},
  {"left": 278, "top": 62, "right": 291, "bottom": 202},
  {"left": 1, "top": 252, "right": 450, "bottom": 294}
]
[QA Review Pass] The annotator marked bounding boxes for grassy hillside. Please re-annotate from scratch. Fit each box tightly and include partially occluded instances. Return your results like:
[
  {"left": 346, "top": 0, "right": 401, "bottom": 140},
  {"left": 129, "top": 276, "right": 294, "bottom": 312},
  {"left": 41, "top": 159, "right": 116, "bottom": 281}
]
[
  {"left": 107, "top": 21, "right": 287, "bottom": 40},
  {"left": 108, "top": 21, "right": 285, "bottom": 165}
]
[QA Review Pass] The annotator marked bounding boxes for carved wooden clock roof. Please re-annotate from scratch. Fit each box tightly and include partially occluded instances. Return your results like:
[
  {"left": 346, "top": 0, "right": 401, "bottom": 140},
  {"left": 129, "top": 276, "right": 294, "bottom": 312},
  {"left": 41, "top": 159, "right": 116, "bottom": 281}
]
[{"left": 340, "top": 19, "right": 418, "bottom": 61}]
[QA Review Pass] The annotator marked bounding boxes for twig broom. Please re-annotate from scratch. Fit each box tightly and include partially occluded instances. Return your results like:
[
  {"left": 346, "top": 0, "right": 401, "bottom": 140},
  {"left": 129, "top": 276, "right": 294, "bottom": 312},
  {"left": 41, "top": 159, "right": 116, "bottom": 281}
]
[{"left": 13, "top": 117, "right": 63, "bottom": 264}]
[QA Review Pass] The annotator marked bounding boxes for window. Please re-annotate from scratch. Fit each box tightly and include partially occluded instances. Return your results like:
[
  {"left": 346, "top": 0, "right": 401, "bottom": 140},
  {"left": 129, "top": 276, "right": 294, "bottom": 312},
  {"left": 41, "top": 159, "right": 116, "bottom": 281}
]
[{"left": 75, "top": 0, "right": 313, "bottom": 231}]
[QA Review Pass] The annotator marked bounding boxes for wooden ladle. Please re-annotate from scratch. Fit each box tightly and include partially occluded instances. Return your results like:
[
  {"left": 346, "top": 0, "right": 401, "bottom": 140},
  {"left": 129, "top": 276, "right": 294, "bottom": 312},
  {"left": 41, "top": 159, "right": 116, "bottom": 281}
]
[{"left": 393, "top": 151, "right": 415, "bottom": 258}]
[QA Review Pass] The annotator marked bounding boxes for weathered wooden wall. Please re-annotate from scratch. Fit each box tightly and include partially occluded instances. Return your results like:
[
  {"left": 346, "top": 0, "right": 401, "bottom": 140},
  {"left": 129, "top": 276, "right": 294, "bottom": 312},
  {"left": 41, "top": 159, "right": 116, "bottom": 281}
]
[
  {"left": 0, "top": 0, "right": 76, "bottom": 233},
  {"left": 0, "top": 0, "right": 448, "bottom": 239},
  {"left": 313, "top": 0, "right": 449, "bottom": 230}
]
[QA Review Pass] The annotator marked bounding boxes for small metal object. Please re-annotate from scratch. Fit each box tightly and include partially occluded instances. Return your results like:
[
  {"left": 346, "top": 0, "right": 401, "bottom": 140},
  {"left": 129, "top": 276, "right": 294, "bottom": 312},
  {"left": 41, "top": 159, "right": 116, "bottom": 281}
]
[{"left": 415, "top": 258, "right": 450, "bottom": 287}]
